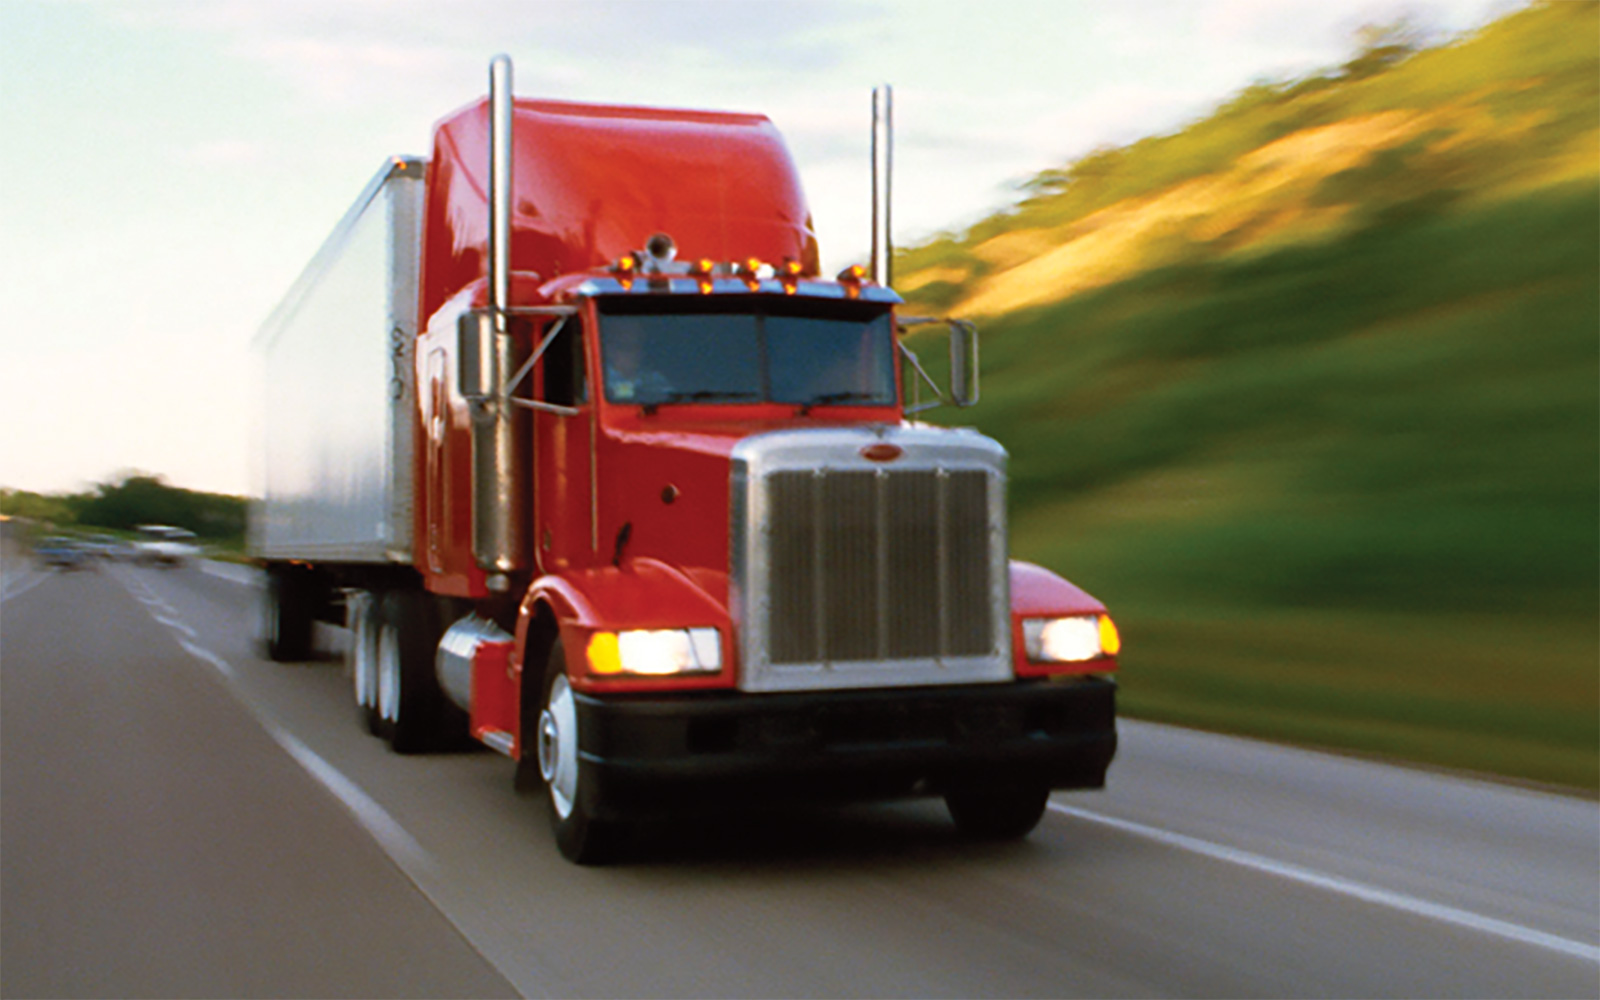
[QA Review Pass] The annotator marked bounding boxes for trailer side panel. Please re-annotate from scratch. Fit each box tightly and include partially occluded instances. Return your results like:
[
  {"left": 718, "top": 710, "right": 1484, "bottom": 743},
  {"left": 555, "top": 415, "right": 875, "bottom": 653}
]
[{"left": 251, "top": 158, "right": 424, "bottom": 564}]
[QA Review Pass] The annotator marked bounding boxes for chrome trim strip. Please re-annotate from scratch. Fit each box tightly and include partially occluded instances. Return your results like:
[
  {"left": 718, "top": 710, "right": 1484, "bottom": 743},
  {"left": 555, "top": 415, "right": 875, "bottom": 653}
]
[
  {"left": 480, "top": 730, "right": 516, "bottom": 756},
  {"left": 571, "top": 277, "right": 901, "bottom": 302}
]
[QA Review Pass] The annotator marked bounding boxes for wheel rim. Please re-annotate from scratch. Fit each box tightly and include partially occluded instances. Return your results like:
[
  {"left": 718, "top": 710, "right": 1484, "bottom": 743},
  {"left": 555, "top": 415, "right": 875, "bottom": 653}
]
[
  {"left": 539, "top": 674, "right": 578, "bottom": 820},
  {"left": 351, "top": 595, "right": 378, "bottom": 710},
  {"left": 376, "top": 620, "right": 401, "bottom": 724}
]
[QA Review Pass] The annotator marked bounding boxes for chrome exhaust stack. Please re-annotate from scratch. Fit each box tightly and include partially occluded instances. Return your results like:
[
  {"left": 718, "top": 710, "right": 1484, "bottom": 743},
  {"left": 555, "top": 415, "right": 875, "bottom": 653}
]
[
  {"left": 871, "top": 84, "right": 893, "bottom": 290},
  {"left": 489, "top": 54, "right": 513, "bottom": 331},
  {"left": 460, "top": 53, "right": 526, "bottom": 588}
]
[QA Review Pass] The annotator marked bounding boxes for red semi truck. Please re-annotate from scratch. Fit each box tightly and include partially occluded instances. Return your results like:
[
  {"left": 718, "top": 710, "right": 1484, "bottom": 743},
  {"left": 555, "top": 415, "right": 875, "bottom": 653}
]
[{"left": 252, "top": 57, "right": 1118, "bottom": 863}]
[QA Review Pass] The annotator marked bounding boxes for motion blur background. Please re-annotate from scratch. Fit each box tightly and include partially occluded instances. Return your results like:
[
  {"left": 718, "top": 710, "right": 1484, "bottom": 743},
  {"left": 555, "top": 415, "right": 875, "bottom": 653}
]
[
  {"left": 3, "top": 0, "right": 1595, "bottom": 790},
  {"left": 898, "top": 0, "right": 1597, "bottom": 788}
]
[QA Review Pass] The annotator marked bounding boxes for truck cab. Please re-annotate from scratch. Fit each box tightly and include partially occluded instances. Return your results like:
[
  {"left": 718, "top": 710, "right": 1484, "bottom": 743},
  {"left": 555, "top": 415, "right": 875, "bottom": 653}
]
[{"left": 254, "top": 60, "right": 1117, "bottom": 864}]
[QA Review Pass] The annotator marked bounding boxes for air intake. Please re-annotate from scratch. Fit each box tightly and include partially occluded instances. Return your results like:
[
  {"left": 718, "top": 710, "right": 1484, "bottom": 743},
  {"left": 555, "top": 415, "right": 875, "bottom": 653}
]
[{"left": 731, "top": 427, "right": 1010, "bottom": 693}]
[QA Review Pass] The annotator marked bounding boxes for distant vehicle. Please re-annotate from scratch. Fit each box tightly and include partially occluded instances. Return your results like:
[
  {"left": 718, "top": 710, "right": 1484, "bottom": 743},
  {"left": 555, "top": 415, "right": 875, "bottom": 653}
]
[
  {"left": 134, "top": 525, "right": 201, "bottom": 567},
  {"left": 83, "top": 533, "right": 136, "bottom": 561},
  {"left": 36, "top": 536, "right": 90, "bottom": 570}
]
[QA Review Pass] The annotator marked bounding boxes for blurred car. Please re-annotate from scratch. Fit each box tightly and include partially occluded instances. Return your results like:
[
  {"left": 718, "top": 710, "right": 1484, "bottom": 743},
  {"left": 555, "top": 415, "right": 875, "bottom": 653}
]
[
  {"left": 134, "top": 525, "right": 201, "bottom": 567},
  {"left": 83, "top": 533, "right": 136, "bottom": 561},
  {"left": 36, "top": 536, "right": 91, "bottom": 570}
]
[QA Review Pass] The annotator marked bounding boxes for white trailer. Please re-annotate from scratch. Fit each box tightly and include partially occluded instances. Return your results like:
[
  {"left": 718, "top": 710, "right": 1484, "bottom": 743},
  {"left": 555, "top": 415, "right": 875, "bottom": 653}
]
[{"left": 251, "top": 157, "right": 425, "bottom": 657}]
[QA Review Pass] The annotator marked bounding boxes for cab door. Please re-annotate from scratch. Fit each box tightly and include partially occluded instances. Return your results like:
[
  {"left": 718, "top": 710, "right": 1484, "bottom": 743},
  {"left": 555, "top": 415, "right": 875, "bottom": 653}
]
[{"left": 531, "top": 312, "right": 593, "bottom": 573}]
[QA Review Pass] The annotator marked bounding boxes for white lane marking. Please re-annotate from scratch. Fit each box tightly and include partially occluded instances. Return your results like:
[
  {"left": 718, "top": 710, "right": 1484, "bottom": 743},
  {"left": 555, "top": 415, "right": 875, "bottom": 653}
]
[
  {"left": 1, "top": 571, "right": 47, "bottom": 603},
  {"left": 271, "top": 728, "right": 438, "bottom": 879},
  {"left": 178, "top": 638, "right": 236, "bottom": 679},
  {"left": 157, "top": 615, "right": 198, "bottom": 639},
  {"left": 109, "top": 565, "right": 439, "bottom": 880},
  {"left": 1048, "top": 802, "right": 1600, "bottom": 963},
  {"left": 177, "top": 639, "right": 438, "bottom": 876}
]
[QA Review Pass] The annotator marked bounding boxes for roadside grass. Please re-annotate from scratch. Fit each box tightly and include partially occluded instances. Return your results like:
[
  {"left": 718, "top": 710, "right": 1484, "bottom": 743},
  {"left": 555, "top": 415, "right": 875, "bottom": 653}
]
[
  {"left": 912, "top": 177, "right": 1598, "bottom": 792},
  {"left": 1112, "top": 610, "right": 1597, "bottom": 791}
]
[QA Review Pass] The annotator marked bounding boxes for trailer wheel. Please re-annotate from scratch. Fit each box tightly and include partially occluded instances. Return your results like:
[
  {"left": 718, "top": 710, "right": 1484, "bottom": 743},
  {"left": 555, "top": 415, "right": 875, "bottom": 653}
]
[
  {"left": 945, "top": 782, "right": 1051, "bottom": 840},
  {"left": 264, "top": 564, "right": 315, "bottom": 662},
  {"left": 346, "top": 590, "right": 385, "bottom": 736},
  {"left": 376, "top": 589, "right": 449, "bottom": 754},
  {"left": 538, "top": 639, "right": 619, "bottom": 864}
]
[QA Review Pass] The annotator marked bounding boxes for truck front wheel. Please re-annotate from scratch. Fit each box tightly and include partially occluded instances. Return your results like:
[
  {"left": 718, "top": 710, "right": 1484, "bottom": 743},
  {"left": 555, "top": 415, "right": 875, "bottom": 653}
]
[
  {"left": 945, "top": 782, "right": 1051, "bottom": 840},
  {"left": 538, "top": 639, "right": 619, "bottom": 864}
]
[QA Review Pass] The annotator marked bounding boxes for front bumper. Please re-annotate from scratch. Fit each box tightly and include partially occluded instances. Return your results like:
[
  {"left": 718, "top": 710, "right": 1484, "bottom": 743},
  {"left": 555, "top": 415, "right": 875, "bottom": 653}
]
[{"left": 573, "top": 677, "right": 1117, "bottom": 819}]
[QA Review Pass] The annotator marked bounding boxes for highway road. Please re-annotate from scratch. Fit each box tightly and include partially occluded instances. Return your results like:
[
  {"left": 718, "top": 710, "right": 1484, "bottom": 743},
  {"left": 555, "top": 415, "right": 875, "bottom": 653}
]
[{"left": 3, "top": 554, "right": 1596, "bottom": 998}]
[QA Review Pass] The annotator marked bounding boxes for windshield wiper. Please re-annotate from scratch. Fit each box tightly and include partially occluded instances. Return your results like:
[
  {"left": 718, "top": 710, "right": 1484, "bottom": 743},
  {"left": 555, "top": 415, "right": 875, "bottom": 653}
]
[
  {"left": 799, "top": 391, "right": 882, "bottom": 415},
  {"left": 662, "top": 389, "right": 760, "bottom": 403},
  {"left": 641, "top": 389, "right": 760, "bottom": 415}
]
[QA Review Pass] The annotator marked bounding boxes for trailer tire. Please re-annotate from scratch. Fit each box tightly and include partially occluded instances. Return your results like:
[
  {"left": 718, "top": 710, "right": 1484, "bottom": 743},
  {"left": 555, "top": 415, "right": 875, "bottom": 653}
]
[
  {"left": 376, "top": 589, "right": 451, "bottom": 754},
  {"left": 538, "top": 639, "right": 620, "bottom": 864},
  {"left": 945, "top": 782, "right": 1050, "bottom": 840},
  {"left": 264, "top": 564, "right": 315, "bottom": 662},
  {"left": 346, "top": 590, "right": 385, "bottom": 737}
]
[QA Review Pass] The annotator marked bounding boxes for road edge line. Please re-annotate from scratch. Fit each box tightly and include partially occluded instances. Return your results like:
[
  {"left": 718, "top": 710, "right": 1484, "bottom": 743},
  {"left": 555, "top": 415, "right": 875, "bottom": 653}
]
[{"left": 1047, "top": 802, "right": 1600, "bottom": 963}]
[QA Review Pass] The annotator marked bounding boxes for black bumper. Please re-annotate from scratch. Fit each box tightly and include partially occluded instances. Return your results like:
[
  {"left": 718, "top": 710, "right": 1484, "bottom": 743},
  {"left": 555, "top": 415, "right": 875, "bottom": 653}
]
[{"left": 574, "top": 677, "right": 1117, "bottom": 819}]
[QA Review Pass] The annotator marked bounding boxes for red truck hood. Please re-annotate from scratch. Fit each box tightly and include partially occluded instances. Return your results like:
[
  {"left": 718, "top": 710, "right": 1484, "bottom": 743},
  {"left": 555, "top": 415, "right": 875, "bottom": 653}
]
[{"left": 596, "top": 417, "right": 896, "bottom": 607}]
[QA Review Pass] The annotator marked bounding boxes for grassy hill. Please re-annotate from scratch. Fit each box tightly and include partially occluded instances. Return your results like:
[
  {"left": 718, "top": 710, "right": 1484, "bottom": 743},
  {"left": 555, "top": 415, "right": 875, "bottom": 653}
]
[{"left": 897, "top": 1, "right": 1598, "bottom": 790}]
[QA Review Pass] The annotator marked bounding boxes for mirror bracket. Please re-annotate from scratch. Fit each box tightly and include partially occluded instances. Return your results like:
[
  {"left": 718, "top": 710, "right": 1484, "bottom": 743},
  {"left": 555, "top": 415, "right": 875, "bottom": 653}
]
[{"left": 897, "top": 314, "right": 980, "bottom": 409}]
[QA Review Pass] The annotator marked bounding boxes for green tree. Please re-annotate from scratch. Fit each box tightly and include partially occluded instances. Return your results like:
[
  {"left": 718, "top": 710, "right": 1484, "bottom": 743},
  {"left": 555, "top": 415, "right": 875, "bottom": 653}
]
[
  {"left": 0, "top": 489, "right": 76, "bottom": 525},
  {"left": 69, "top": 473, "right": 246, "bottom": 541}
]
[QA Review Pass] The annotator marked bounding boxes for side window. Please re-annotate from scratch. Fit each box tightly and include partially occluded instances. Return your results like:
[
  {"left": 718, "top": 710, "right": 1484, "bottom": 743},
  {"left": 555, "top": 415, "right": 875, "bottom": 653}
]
[{"left": 541, "top": 319, "right": 587, "bottom": 407}]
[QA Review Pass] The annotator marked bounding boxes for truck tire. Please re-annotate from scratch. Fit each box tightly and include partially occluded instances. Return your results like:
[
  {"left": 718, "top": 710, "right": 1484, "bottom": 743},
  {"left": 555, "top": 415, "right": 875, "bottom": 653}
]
[
  {"left": 264, "top": 564, "right": 315, "bottom": 662},
  {"left": 945, "top": 782, "right": 1051, "bottom": 840},
  {"left": 376, "top": 589, "right": 452, "bottom": 754},
  {"left": 346, "top": 590, "right": 384, "bottom": 736},
  {"left": 537, "top": 639, "right": 620, "bottom": 864}
]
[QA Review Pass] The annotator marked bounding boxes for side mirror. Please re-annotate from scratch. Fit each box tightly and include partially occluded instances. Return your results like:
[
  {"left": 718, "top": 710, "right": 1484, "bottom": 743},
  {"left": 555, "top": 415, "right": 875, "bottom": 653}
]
[
  {"left": 898, "top": 315, "right": 981, "bottom": 411},
  {"left": 948, "top": 319, "right": 979, "bottom": 408}
]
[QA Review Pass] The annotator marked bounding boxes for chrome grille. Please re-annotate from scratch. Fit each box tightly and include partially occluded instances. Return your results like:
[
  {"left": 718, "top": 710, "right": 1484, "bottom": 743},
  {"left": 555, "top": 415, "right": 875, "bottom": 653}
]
[
  {"left": 767, "top": 469, "right": 993, "bottom": 664},
  {"left": 732, "top": 426, "right": 1011, "bottom": 693}
]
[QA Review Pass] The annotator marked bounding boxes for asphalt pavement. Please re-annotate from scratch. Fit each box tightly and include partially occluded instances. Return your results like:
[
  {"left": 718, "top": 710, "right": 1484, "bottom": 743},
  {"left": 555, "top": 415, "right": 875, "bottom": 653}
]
[
  {"left": 3, "top": 560, "right": 1596, "bottom": 998},
  {"left": 1, "top": 563, "right": 516, "bottom": 999}
]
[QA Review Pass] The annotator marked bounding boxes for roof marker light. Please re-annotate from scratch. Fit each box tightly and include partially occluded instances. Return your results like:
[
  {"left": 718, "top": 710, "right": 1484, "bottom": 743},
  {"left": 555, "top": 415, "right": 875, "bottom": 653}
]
[
  {"left": 738, "top": 257, "right": 765, "bottom": 290},
  {"left": 780, "top": 257, "right": 802, "bottom": 295},
  {"left": 612, "top": 253, "right": 638, "bottom": 290}
]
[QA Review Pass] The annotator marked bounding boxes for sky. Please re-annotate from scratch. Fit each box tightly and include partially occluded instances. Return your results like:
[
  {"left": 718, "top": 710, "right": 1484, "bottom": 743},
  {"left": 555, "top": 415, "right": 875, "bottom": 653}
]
[{"left": 0, "top": 0, "right": 1516, "bottom": 497}]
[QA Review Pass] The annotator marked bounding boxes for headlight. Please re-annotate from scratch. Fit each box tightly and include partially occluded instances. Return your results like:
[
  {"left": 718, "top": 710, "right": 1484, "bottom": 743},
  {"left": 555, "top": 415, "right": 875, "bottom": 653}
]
[
  {"left": 588, "top": 628, "right": 721, "bottom": 676},
  {"left": 1023, "top": 615, "right": 1119, "bottom": 663}
]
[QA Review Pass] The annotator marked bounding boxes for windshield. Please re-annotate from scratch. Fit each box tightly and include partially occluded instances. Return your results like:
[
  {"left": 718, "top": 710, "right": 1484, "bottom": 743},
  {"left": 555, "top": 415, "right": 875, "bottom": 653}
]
[{"left": 599, "top": 298, "right": 897, "bottom": 408}]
